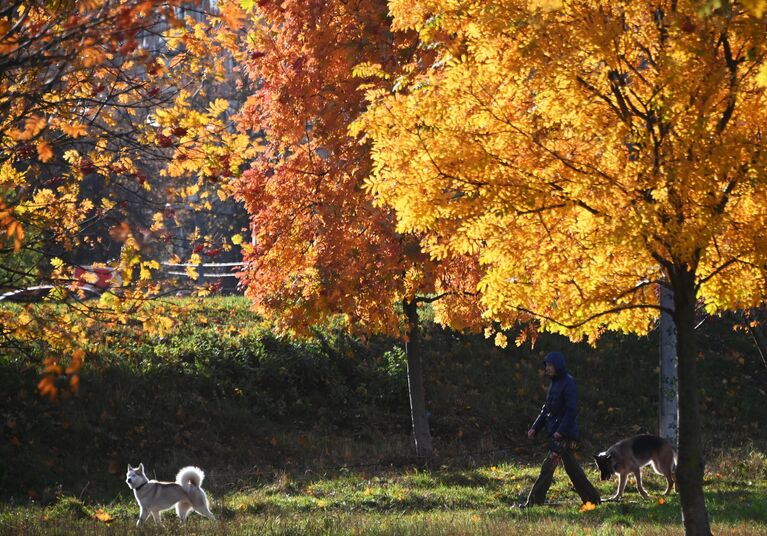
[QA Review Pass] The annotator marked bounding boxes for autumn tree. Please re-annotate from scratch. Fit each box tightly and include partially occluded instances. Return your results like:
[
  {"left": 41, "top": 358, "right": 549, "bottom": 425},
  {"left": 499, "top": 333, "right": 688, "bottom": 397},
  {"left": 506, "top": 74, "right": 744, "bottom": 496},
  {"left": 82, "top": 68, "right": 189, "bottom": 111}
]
[
  {"left": 357, "top": 1, "right": 767, "bottom": 533},
  {"left": 234, "top": 0, "right": 486, "bottom": 458},
  {"left": 0, "top": 0, "right": 257, "bottom": 397}
]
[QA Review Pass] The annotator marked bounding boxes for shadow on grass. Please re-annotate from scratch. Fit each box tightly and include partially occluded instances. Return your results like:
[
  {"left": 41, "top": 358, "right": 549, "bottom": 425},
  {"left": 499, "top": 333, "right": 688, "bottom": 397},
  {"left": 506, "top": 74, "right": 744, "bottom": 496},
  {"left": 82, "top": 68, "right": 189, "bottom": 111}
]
[
  {"left": 703, "top": 488, "right": 767, "bottom": 523},
  {"left": 506, "top": 487, "right": 767, "bottom": 528},
  {"left": 433, "top": 470, "right": 495, "bottom": 488}
]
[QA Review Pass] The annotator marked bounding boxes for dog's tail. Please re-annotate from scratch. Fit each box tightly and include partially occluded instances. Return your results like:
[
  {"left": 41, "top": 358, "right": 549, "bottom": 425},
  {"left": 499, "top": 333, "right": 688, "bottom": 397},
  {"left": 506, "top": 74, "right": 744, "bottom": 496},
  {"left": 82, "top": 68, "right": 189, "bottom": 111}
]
[{"left": 176, "top": 466, "right": 205, "bottom": 490}]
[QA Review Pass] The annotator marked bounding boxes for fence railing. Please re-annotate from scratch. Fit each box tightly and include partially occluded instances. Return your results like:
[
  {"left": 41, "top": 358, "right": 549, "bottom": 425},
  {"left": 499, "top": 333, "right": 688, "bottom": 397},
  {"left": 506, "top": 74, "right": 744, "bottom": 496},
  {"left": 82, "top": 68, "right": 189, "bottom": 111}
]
[{"left": 161, "top": 261, "right": 244, "bottom": 283}]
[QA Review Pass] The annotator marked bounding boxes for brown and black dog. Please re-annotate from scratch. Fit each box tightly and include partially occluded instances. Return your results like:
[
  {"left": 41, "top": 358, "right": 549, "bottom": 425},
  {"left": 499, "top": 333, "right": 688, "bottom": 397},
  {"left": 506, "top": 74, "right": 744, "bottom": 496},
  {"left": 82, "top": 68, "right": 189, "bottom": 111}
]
[{"left": 594, "top": 434, "right": 676, "bottom": 500}]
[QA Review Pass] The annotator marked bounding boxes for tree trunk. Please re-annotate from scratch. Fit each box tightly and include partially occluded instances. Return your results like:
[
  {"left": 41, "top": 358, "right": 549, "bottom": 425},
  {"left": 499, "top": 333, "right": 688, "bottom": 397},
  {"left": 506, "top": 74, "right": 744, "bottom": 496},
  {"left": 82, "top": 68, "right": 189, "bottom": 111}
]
[
  {"left": 403, "top": 299, "right": 433, "bottom": 460},
  {"left": 745, "top": 308, "right": 767, "bottom": 370},
  {"left": 659, "top": 284, "right": 679, "bottom": 445},
  {"left": 671, "top": 268, "right": 712, "bottom": 536}
]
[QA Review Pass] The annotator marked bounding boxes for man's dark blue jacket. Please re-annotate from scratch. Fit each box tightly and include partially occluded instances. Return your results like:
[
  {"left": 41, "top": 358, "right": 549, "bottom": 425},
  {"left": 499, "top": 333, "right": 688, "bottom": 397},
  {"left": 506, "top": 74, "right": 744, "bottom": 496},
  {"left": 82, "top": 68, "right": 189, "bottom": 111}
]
[{"left": 531, "top": 352, "right": 580, "bottom": 449}]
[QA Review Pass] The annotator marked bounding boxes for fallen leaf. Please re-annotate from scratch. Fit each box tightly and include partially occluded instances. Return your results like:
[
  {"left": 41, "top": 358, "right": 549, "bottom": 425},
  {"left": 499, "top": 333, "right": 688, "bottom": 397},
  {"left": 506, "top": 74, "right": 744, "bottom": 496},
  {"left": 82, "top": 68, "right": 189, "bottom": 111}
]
[{"left": 93, "top": 508, "right": 113, "bottom": 523}]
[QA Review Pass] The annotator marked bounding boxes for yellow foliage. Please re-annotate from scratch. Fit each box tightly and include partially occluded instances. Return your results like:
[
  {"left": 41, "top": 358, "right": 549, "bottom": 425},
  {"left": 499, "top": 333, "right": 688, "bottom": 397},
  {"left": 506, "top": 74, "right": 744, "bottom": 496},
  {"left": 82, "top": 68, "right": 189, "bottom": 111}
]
[
  {"left": 530, "top": 0, "right": 563, "bottom": 12},
  {"left": 494, "top": 332, "right": 508, "bottom": 349},
  {"left": 208, "top": 98, "right": 230, "bottom": 117},
  {"left": 756, "top": 63, "right": 767, "bottom": 88},
  {"left": 150, "top": 212, "right": 164, "bottom": 232},
  {"left": 80, "top": 46, "right": 106, "bottom": 67},
  {"left": 0, "top": 161, "right": 26, "bottom": 187},
  {"left": 358, "top": 0, "right": 767, "bottom": 342},
  {"left": 0, "top": 0, "right": 256, "bottom": 402},
  {"left": 743, "top": 0, "right": 767, "bottom": 18},
  {"left": 63, "top": 150, "right": 80, "bottom": 164},
  {"left": 81, "top": 272, "right": 99, "bottom": 284}
]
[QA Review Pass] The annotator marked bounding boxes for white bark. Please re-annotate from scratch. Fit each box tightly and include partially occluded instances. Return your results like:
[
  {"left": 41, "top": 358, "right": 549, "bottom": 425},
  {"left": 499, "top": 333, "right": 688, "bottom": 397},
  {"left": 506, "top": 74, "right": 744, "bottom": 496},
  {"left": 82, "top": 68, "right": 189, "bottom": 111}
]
[{"left": 659, "top": 284, "right": 679, "bottom": 446}]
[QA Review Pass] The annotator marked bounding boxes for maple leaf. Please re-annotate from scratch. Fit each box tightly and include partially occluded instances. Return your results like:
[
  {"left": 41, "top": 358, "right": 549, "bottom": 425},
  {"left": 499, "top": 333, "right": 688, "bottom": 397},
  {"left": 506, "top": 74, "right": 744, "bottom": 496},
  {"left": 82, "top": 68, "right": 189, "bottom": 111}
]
[
  {"left": 37, "top": 376, "right": 57, "bottom": 401},
  {"left": 65, "top": 349, "right": 85, "bottom": 375},
  {"left": 60, "top": 122, "right": 89, "bottom": 138},
  {"left": 220, "top": 2, "right": 246, "bottom": 31},
  {"left": 36, "top": 140, "right": 54, "bottom": 162},
  {"left": 92, "top": 509, "right": 113, "bottom": 523}
]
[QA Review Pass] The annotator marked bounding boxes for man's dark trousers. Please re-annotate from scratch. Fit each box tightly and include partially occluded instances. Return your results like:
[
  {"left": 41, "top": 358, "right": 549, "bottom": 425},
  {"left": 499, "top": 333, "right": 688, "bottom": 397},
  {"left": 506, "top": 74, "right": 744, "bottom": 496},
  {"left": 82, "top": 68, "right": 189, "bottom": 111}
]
[{"left": 526, "top": 443, "right": 601, "bottom": 506}]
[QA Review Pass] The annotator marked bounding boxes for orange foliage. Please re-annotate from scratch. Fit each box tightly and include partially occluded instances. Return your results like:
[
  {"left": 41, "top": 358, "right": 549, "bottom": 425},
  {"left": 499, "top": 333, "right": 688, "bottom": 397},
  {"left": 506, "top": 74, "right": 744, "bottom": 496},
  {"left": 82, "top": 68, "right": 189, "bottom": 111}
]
[
  {"left": 0, "top": 1, "right": 253, "bottom": 398},
  {"left": 234, "top": 0, "right": 486, "bottom": 336}
]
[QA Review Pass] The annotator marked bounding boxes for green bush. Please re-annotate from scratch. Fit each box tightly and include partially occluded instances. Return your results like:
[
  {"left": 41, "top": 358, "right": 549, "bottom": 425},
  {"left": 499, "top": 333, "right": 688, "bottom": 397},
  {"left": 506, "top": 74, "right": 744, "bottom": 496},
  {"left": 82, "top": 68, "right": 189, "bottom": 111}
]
[{"left": 45, "top": 497, "right": 93, "bottom": 521}]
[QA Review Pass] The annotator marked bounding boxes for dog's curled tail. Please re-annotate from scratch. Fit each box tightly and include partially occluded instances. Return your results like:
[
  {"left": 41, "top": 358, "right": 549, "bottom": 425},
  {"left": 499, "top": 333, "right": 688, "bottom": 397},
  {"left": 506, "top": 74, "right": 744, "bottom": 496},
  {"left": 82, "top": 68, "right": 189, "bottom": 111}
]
[{"left": 176, "top": 466, "right": 206, "bottom": 490}]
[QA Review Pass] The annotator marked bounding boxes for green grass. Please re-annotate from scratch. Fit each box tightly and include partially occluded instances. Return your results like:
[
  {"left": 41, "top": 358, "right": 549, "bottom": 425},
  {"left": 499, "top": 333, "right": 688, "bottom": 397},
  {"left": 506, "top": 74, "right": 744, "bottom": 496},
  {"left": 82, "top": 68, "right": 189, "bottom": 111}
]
[
  {"left": 1, "top": 458, "right": 765, "bottom": 535},
  {"left": 2, "top": 296, "right": 767, "bottom": 534}
]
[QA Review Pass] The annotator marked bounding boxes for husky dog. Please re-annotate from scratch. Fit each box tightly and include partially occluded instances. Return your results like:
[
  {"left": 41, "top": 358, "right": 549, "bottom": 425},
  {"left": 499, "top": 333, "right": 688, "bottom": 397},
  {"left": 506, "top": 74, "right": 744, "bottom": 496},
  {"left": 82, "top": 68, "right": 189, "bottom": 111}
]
[
  {"left": 594, "top": 434, "right": 676, "bottom": 500},
  {"left": 125, "top": 463, "right": 216, "bottom": 525}
]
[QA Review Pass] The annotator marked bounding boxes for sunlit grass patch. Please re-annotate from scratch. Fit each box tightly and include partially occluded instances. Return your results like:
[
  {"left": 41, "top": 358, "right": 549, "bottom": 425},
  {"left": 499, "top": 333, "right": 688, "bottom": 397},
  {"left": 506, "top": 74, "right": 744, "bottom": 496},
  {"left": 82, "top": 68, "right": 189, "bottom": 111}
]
[{"left": 4, "top": 459, "right": 764, "bottom": 535}]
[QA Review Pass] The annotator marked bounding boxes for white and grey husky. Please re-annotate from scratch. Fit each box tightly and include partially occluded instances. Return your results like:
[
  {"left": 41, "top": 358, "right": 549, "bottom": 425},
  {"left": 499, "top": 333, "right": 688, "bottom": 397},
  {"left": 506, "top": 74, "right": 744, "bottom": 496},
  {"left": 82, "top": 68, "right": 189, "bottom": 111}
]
[{"left": 125, "top": 463, "right": 216, "bottom": 525}]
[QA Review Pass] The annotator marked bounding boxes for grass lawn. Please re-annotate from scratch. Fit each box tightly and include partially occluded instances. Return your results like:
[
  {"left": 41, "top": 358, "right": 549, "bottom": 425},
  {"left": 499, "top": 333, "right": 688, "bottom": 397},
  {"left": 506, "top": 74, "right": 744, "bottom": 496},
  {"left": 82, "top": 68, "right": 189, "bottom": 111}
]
[
  {"left": 2, "top": 458, "right": 765, "bottom": 535},
  {"left": 2, "top": 297, "right": 765, "bottom": 534}
]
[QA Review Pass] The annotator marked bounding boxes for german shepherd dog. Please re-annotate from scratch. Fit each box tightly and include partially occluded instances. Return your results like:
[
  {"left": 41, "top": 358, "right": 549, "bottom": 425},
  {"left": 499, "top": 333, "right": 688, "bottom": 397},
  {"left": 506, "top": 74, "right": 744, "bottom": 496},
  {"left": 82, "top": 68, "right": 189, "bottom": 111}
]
[
  {"left": 125, "top": 463, "right": 216, "bottom": 525},
  {"left": 594, "top": 434, "right": 676, "bottom": 500}
]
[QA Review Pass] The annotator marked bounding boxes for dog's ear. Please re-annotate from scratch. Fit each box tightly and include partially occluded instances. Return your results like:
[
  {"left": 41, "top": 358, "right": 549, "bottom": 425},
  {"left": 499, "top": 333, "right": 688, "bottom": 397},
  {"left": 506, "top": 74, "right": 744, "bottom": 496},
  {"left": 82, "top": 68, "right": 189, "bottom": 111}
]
[
  {"left": 138, "top": 463, "right": 145, "bottom": 473},
  {"left": 127, "top": 464, "right": 133, "bottom": 471}
]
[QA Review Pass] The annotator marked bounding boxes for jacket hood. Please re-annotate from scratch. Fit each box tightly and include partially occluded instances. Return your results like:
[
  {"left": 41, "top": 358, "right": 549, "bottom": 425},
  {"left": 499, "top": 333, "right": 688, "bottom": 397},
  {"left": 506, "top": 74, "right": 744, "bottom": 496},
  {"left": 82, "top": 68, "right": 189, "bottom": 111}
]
[{"left": 543, "top": 351, "right": 566, "bottom": 374}]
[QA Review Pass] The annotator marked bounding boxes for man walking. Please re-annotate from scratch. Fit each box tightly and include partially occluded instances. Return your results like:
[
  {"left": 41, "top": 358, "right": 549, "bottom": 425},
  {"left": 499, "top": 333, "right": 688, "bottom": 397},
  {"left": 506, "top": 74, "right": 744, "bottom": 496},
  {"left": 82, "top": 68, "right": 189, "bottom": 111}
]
[{"left": 521, "top": 351, "right": 601, "bottom": 507}]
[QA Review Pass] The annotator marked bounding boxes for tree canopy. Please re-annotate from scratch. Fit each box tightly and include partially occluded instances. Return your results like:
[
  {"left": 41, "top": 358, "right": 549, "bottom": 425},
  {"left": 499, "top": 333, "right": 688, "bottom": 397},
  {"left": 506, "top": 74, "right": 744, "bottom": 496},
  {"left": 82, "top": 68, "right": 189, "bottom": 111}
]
[
  {"left": 355, "top": 0, "right": 767, "bottom": 533},
  {"left": 232, "top": 0, "right": 492, "bottom": 457},
  {"left": 359, "top": 0, "right": 767, "bottom": 338},
  {"left": 234, "top": 0, "right": 484, "bottom": 336},
  {"left": 0, "top": 0, "right": 255, "bottom": 399}
]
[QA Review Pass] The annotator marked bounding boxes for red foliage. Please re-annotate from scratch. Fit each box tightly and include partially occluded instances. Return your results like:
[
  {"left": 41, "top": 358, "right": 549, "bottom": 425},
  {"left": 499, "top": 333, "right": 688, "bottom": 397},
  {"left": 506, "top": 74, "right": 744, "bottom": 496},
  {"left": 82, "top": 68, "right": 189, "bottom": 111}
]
[
  {"left": 79, "top": 157, "right": 96, "bottom": 174},
  {"left": 156, "top": 134, "right": 174, "bottom": 148},
  {"left": 44, "top": 176, "right": 66, "bottom": 187},
  {"left": 234, "top": 0, "right": 482, "bottom": 334}
]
